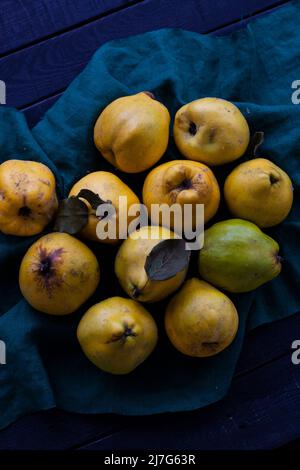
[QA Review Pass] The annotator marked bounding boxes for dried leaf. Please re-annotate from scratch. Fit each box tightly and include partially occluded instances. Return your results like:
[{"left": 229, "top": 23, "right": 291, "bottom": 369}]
[
  {"left": 53, "top": 197, "right": 88, "bottom": 234},
  {"left": 145, "top": 238, "right": 190, "bottom": 281},
  {"left": 77, "top": 188, "right": 108, "bottom": 210}
]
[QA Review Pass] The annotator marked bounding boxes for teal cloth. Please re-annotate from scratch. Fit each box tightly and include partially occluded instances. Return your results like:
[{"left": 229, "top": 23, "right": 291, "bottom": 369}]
[{"left": 1, "top": 1, "right": 300, "bottom": 430}]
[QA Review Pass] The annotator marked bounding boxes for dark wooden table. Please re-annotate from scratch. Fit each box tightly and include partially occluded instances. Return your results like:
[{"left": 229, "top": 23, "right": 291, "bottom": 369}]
[{"left": 1, "top": 0, "right": 299, "bottom": 451}]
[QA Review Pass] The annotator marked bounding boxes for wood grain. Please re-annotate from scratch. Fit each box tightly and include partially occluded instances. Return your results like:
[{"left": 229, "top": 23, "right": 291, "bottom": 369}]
[
  {"left": 0, "top": 0, "right": 138, "bottom": 55},
  {"left": 0, "top": 0, "right": 289, "bottom": 110}
]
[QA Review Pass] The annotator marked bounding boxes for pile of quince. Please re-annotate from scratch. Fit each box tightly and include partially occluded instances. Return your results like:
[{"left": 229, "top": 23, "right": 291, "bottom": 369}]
[{"left": 0, "top": 94, "right": 293, "bottom": 375}]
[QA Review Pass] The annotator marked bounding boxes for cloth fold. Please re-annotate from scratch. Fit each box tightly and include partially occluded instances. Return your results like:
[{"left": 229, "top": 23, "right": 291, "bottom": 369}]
[{"left": 0, "top": 1, "right": 300, "bottom": 430}]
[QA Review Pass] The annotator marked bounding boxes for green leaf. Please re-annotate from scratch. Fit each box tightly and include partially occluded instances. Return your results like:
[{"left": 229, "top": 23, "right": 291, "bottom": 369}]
[
  {"left": 53, "top": 197, "right": 88, "bottom": 235},
  {"left": 77, "top": 188, "right": 109, "bottom": 210},
  {"left": 145, "top": 238, "right": 190, "bottom": 281}
]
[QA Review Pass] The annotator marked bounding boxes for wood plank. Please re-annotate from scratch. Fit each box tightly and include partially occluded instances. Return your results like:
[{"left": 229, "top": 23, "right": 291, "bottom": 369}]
[
  {"left": 0, "top": 0, "right": 284, "bottom": 56},
  {"left": 19, "top": 1, "right": 290, "bottom": 128},
  {"left": 0, "top": 312, "right": 298, "bottom": 450},
  {"left": 0, "top": 0, "right": 288, "bottom": 110},
  {"left": 195, "top": 0, "right": 290, "bottom": 33},
  {"left": 0, "top": 409, "right": 127, "bottom": 451},
  {"left": 213, "top": 0, "right": 290, "bottom": 35},
  {"left": 0, "top": 0, "right": 137, "bottom": 55},
  {"left": 78, "top": 353, "right": 300, "bottom": 450}
]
